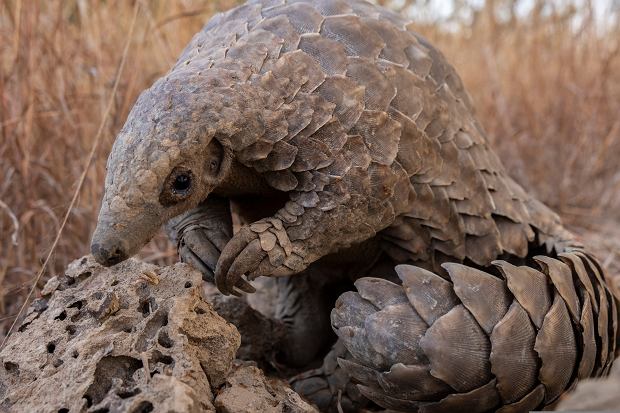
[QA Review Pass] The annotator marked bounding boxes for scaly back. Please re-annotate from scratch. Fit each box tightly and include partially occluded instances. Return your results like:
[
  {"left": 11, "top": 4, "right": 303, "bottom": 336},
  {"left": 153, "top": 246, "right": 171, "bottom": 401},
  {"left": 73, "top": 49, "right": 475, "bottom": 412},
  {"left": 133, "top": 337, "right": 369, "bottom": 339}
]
[{"left": 173, "top": 0, "right": 565, "bottom": 269}]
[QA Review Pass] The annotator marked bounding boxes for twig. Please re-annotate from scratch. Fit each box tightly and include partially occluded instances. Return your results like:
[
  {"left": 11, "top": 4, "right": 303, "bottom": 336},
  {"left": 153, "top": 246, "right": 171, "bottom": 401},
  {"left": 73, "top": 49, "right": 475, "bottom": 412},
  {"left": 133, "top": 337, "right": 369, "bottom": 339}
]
[
  {"left": 0, "top": 2, "right": 141, "bottom": 349},
  {"left": 0, "top": 314, "right": 18, "bottom": 322},
  {"left": 0, "top": 200, "right": 19, "bottom": 246}
]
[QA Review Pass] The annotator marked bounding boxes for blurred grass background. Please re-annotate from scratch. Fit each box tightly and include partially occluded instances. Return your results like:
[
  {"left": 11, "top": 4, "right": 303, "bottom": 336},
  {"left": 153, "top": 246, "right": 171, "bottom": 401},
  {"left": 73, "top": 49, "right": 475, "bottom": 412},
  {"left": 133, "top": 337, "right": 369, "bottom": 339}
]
[{"left": 1, "top": 0, "right": 619, "bottom": 335}]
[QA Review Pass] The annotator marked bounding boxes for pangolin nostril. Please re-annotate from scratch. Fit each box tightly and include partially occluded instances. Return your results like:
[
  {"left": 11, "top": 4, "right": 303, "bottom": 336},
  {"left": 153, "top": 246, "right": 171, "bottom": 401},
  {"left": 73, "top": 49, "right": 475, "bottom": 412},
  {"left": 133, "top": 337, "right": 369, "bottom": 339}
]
[
  {"left": 91, "top": 242, "right": 127, "bottom": 266},
  {"left": 106, "top": 248, "right": 127, "bottom": 266}
]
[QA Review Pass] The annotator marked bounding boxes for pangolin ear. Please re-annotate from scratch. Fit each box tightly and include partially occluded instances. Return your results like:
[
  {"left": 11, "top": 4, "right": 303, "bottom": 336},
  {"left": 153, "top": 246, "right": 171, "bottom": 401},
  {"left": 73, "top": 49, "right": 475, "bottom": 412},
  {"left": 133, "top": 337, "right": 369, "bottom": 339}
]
[{"left": 203, "top": 137, "right": 232, "bottom": 186}]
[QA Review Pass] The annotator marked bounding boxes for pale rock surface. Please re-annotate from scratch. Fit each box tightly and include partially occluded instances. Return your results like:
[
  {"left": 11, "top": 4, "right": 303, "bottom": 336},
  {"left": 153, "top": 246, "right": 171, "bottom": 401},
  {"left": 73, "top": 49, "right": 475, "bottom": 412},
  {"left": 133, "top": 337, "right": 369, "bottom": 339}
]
[
  {"left": 214, "top": 363, "right": 317, "bottom": 413},
  {"left": 0, "top": 256, "right": 314, "bottom": 413}
]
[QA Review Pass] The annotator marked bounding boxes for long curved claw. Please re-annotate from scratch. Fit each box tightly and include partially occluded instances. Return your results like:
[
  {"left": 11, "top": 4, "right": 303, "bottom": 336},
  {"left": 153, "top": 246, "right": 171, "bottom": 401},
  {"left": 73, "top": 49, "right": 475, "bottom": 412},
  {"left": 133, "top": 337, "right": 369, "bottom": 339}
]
[
  {"left": 215, "top": 227, "right": 258, "bottom": 295},
  {"left": 203, "top": 227, "right": 231, "bottom": 251},
  {"left": 179, "top": 243, "right": 215, "bottom": 282},
  {"left": 232, "top": 277, "right": 258, "bottom": 295},
  {"left": 184, "top": 230, "right": 223, "bottom": 261},
  {"left": 181, "top": 230, "right": 221, "bottom": 279},
  {"left": 225, "top": 238, "right": 265, "bottom": 292},
  {"left": 247, "top": 258, "right": 279, "bottom": 279}
]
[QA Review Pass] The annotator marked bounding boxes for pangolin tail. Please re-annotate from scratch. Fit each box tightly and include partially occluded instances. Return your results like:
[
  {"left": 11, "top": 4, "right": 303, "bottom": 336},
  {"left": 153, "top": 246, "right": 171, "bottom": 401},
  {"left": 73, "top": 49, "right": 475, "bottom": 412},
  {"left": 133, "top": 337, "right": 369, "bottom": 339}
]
[{"left": 331, "top": 247, "right": 617, "bottom": 412}]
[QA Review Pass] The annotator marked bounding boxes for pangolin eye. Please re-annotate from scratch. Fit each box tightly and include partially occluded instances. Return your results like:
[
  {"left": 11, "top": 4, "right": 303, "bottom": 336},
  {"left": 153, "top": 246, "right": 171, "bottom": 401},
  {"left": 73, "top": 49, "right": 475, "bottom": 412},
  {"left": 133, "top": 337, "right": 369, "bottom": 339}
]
[
  {"left": 173, "top": 173, "right": 191, "bottom": 193},
  {"left": 160, "top": 167, "right": 194, "bottom": 206},
  {"left": 209, "top": 159, "right": 219, "bottom": 172}
]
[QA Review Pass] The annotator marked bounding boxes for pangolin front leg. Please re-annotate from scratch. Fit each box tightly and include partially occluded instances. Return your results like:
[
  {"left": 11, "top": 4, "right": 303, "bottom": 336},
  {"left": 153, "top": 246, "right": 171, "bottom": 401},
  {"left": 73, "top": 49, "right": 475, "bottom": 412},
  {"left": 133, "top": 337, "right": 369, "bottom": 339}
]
[
  {"left": 215, "top": 177, "right": 407, "bottom": 296},
  {"left": 166, "top": 196, "right": 233, "bottom": 284}
]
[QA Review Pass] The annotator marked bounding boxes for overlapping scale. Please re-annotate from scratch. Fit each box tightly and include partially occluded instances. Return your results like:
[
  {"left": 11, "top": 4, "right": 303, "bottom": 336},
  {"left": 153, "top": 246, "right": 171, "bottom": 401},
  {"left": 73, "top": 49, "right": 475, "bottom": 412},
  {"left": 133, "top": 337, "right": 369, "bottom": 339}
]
[
  {"left": 496, "top": 385, "right": 545, "bottom": 413},
  {"left": 420, "top": 304, "right": 491, "bottom": 392},
  {"left": 419, "top": 379, "right": 500, "bottom": 413},
  {"left": 577, "top": 295, "right": 597, "bottom": 379},
  {"left": 490, "top": 301, "right": 538, "bottom": 403},
  {"left": 334, "top": 253, "right": 613, "bottom": 412},
  {"left": 395, "top": 264, "right": 459, "bottom": 325},
  {"left": 534, "top": 255, "right": 580, "bottom": 321},
  {"left": 376, "top": 363, "right": 451, "bottom": 401},
  {"left": 365, "top": 303, "right": 428, "bottom": 365},
  {"left": 443, "top": 262, "right": 510, "bottom": 334},
  {"left": 534, "top": 294, "right": 577, "bottom": 403},
  {"left": 493, "top": 260, "right": 551, "bottom": 328}
]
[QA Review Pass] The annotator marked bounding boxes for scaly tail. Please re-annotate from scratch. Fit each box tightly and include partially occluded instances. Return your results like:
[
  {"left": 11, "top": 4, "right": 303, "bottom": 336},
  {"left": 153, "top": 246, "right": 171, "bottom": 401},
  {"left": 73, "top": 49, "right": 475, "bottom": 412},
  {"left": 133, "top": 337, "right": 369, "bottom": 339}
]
[{"left": 332, "top": 247, "right": 617, "bottom": 412}]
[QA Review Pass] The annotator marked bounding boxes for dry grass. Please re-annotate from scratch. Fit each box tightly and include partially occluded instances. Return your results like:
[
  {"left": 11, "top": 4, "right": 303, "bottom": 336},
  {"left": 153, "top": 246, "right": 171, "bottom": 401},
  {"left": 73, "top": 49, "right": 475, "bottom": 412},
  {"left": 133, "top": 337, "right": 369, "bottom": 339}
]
[
  {"left": 1, "top": 0, "right": 619, "bottom": 334},
  {"left": 0, "top": 0, "right": 242, "bottom": 331},
  {"left": 418, "top": 2, "right": 620, "bottom": 221}
]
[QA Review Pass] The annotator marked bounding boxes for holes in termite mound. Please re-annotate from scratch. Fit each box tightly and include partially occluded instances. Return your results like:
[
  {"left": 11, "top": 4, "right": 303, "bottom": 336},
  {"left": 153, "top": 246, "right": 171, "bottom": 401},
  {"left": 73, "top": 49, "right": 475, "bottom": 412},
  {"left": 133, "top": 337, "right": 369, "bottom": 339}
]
[
  {"left": 79, "top": 271, "right": 92, "bottom": 280},
  {"left": 150, "top": 350, "right": 174, "bottom": 367},
  {"left": 66, "top": 325, "right": 77, "bottom": 336},
  {"left": 117, "top": 387, "right": 141, "bottom": 399},
  {"left": 4, "top": 362, "right": 19, "bottom": 374},
  {"left": 158, "top": 355, "right": 173, "bottom": 366},
  {"left": 107, "top": 315, "right": 135, "bottom": 335},
  {"left": 184, "top": 281, "right": 192, "bottom": 288},
  {"left": 135, "top": 311, "right": 168, "bottom": 352},
  {"left": 131, "top": 401, "right": 154, "bottom": 413},
  {"left": 47, "top": 342, "right": 56, "bottom": 354},
  {"left": 55, "top": 311, "right": 67, "bottom": 321},
  {"left": 148, "top": 350, "right": 175, "bottom": 378},
  {"left": 83, "top": 394, "right": 93, "bottom": 408},
  {"left": 83, "top": 356, "right": 143, "bottom": 408},
  {"left": 194, "top": 306, "right": 206, "bottom": 315},
  {"left": 68, "top": 300, "right": 85, "bottom": 322},
  {"left": 67, "top": 271, "right": 93, "bottom": 285},
  {"left": 66, "top": 271, "right": 91, "bottom": 287},
  {"left": 138, "top": 297, "right": 157, "bottom": 317},
  {"left": 157, "top": 330, "right": 173, "bottom": 349},
  {"left": 58, "top": 408, "right": 69, "bottom": 413}
]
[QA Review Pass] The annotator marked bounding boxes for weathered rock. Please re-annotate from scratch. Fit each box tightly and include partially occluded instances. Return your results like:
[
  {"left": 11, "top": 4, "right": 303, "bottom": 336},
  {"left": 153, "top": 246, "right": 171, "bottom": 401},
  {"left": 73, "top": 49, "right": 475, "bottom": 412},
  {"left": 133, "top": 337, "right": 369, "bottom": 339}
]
[
  {"left": 214, "top": 362, "right": 318, "bottom": 413},
  {"left": 0, "top": 256, "right": 240, "bottom": 413}
]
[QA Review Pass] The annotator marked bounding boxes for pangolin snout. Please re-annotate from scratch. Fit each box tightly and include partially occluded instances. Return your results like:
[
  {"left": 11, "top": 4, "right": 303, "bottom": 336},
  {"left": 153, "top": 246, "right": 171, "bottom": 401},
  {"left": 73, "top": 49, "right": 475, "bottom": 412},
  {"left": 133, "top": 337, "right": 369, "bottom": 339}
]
[
  {"left": 91, "top": 202, "right": 162, "bottom": 268},
  {"left": 91, "top": 239, "right": 129, "bottom": 267}
]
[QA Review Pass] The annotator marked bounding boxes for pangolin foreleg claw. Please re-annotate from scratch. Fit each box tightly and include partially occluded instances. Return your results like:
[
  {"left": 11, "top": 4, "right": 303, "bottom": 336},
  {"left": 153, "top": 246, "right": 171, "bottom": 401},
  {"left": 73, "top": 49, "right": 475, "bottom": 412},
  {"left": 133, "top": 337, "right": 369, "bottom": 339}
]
[
  {"left": 166, "top": 197, "right": 232, "bottom": 284},
  {"left": 216, "top": 227, "right": 263, "bottom": 295},
  {"left": 215, "top": 219, "right": 302, "bottom": 296}
]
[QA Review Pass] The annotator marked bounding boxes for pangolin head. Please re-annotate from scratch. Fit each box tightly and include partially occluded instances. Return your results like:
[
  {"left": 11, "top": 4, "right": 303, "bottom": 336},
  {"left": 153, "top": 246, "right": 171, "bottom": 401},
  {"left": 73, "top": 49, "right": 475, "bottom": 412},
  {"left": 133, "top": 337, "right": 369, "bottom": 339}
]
[{"left": 91, "top": 69, "right": 235, "bottom": 266}]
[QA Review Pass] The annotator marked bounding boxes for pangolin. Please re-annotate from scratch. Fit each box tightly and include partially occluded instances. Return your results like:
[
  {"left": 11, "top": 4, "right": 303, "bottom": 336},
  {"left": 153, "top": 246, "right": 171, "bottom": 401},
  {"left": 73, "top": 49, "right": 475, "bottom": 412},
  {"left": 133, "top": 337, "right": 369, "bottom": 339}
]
[{"left": 91, "top": 0, "right": 618, "bottom": 411}]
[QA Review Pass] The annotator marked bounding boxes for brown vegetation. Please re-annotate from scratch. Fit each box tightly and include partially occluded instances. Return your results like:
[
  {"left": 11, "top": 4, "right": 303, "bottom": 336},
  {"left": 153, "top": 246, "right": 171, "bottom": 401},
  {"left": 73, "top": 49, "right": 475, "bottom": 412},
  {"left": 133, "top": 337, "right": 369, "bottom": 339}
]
[{"left": 1, "top": 0, "right": 619, "bottom": 336}]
